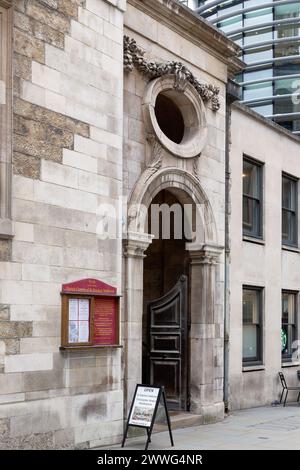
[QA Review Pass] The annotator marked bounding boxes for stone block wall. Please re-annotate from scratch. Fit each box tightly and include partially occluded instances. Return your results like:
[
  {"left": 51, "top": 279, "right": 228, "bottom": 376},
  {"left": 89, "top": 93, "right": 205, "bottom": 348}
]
[{"left": 0, "top": 0, "right": 125, "bottom": 449}]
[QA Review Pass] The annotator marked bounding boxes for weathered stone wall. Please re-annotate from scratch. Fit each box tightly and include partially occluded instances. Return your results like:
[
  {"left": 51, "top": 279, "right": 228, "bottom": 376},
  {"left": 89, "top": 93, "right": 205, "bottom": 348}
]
[
  {"left": 122, "top": 0, "right": 233, "bottom": 423},
  {"left": 0, "top": 0, "right": 125, "bottom": 449},
  {"left": 229, "top": 104, "right": 300, "bottom": 410}
]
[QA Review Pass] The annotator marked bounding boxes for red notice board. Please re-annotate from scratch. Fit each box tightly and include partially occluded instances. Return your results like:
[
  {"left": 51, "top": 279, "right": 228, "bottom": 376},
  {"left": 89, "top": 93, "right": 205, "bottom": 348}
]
[
  {"left": 93, "top": 297, "right": 117, "bottom": 345},
  {"left": 60, "top": 278, "right": 120, "bottom": 349}
]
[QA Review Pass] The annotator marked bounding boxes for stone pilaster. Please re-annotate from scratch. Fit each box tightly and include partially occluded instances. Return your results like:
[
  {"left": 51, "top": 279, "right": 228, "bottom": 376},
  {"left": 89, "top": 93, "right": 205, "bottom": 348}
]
[
  {"left": 188, "top": 244, "right": 224, "bottom": 422},
  {"left": 123, "top": 231, "right": 153, "bottom": 410}
]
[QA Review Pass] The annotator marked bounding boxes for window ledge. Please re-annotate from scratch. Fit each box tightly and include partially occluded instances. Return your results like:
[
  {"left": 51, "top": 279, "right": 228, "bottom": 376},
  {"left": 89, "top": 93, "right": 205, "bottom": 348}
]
[
  {"left": 282, "top": 245, "right": 300, "bottom": 254},
  {"left": 243, "top": 236, "right": 265, "bottom": 246},
  {"left": 59, "top": 345, "right": 122, "bottom": 351},
  {"left": 243, "top": 365, "right": 265, "bottom": 372},
  {"left": 282, "top": 361, "right": 300, "bottom": 368},
  {"left": 0, "top": 219, "right": 13, "bottom": 239}
]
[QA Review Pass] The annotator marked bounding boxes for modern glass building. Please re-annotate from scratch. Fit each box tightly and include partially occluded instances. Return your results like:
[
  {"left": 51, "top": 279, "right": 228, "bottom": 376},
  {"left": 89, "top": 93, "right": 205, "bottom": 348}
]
[{"left": 184, "top": 0, "right": 300, "bottom": 135}]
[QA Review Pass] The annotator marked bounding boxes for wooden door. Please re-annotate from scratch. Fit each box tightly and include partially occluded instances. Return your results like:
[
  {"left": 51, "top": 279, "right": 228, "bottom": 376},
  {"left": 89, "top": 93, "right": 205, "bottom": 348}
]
[{"left": 146, "top": 275, "right": 188, "bottom": 411}]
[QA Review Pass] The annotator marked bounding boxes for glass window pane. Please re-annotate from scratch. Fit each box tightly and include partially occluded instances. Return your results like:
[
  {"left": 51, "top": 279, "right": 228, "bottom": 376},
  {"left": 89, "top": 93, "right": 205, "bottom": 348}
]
[
  {"left": 243, "top": 159, "right": 262, "bottom": 237},
  {"left": 250, "top": 103, "right": 273, "bottom": 116},
  {"left": 244, "top": 28, "right": 273, "bottom": 47},
  {"left": 274, "top": 42, "right": 300, "bottom": 57},
  {"left": 244, "top": 47, "right": 273, "bottom": 64},
  {"left": 282, "top": 176, "right": 297, "bottom": 246},
  {"left": 282, "top": 324, "right": 289, "bottom": 355},
  {"left": 282, "top": 292, "right": 297, "bottom": 359},
  {"left": 243, "top": 288, "right": 261, "bottom": 363},
  {"left": 243, "top": 160, "right": 260, "bottom": 197},
  {"left": 244, "top": 9, "right": 273, "bottom": 28},
  {"left": 244, "top": 68, "right": 273, "bottom": 82},
  {"left": 244, "top": 82, "right": 273, "bottom": 101},
  {"left": 219, "top": 15, "right": 242, "bottom": 34},
  {"left": 282, "top": 176, "right": 296, "bottom": 210},
  {"left": 282, "top": 209, "right": 297, "bottom": 245},
  {"left": 243, "top": 290, "right": 259, "bottom": 325},
  {"left": 282, "top": 294, "right": 289, "bottom": 324},
  {"left": 282, "top": 209, "right": 290, "bottom": 241},
  {"left": 243, "top": 324, "right": 258, "bottom": 359},
  {"left": 243, "top": 197, "right": 260, "bottom": 235},
  {"left": 288, "top": 294, "right": 295, "bottom": 323}
]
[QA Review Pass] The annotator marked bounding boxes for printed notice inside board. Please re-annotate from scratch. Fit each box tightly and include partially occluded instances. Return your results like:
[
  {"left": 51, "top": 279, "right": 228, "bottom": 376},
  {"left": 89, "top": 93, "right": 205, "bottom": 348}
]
[
  {"left": 93, "top": 297, "right": 117, "bottom": 345},
  {"left": 129, "top": 386, "right": 160, "bottom": 428},
  {"left": 68, "top": 298, "right": 90, "bottom": 343}
]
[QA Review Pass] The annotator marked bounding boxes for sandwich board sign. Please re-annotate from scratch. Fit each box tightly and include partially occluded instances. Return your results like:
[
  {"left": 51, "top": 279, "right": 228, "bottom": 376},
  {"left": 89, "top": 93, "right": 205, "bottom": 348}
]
[{"left": 122, "top": 384, "right": 174, "bottom": 450}]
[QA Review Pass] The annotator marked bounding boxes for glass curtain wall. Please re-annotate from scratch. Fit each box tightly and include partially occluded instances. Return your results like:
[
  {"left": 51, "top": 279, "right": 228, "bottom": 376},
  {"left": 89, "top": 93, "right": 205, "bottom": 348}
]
[{"left": 190, "top": 1, "right": 300, "bottom": 135}]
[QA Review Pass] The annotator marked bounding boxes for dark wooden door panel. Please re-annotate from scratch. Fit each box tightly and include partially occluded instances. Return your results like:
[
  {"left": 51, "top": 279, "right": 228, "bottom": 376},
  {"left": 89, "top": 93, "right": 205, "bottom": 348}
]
[
  {"left": 150, "top": 359, "right": 180, "bottom": 403},
  {"left": 151, "top": 334, "right": 181, "bottom": 354},
  {"left": 147, "top": 275, "right": 188, "bottom": 411},
  {"left": 151, "top": 300, "right": 180, "bottom": 327}
]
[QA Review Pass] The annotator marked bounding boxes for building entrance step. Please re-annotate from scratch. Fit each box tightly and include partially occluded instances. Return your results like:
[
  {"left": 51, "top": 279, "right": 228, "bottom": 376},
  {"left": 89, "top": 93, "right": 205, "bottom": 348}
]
[{"left": 153, "top": 411, "right": 202, "bottom": 433}]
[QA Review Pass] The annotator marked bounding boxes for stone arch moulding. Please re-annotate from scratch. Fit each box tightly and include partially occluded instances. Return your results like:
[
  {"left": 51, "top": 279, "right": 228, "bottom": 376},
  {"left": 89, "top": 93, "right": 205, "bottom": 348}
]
[
  {"left": 143, "top": 76, "right": 208, "bottom": 158},
  {"left": 127, "top": 166, "right": 219, "bottom": 247}
]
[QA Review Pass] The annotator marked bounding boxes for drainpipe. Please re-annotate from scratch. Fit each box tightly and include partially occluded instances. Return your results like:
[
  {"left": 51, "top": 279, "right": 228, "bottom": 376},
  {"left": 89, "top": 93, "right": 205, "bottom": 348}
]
[{"left": 224, "top": 80, "right": 242, "bottom": 413}]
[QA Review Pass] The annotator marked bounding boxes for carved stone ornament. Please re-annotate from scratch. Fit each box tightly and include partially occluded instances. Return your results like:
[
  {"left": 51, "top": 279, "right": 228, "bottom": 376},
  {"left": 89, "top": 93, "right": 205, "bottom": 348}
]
[{"left": 124, "top": 35, "right": 220, "bottom": 111}]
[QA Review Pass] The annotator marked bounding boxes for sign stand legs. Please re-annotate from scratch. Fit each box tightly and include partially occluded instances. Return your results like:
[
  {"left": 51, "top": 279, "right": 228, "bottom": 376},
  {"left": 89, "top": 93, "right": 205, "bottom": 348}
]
[
  {"left": 145, "top": 428, "right": 152, "bottom": 451},
  {"left": 121, "top": 424, "right": 129, "bottom": 448},
  {"left": 162, "top": 387, "right": 174, "bottom": 447},
  {"left": 122, "top": 385, "right": 174, "bottom": 450}
]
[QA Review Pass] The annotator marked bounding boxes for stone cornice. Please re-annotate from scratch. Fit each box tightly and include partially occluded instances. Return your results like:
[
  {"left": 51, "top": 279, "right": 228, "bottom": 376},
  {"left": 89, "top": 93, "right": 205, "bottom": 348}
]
[
  {"left": 124, "top": 36, "right": 220, "bottom": 111},
  {"left": 127, "top": 0, "right": 245, "bottom": 78}
]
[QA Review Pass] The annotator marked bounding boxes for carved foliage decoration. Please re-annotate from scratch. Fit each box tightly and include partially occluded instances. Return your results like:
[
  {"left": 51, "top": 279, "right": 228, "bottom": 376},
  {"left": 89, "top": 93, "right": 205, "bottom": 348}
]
[
  {"left": 124, "top": 35, "right": 220, "bottom": 111},
  {"left": 144, "top": 135, "right": 163, "bottom": 182}
]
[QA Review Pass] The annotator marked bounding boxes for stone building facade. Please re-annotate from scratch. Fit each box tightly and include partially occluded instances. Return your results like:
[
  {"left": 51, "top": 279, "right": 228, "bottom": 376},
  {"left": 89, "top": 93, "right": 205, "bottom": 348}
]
[
  {"left": 122, "top": 0, "right": 241, "bottom": 424},
  {"left": 0, "top": 0, "right": 125, "bottom": 449},
  {"left": 0, "top": 0, "right": 299, "bottom": 450},
  {"left": 229, "top": 103, "right": 300, "bottom": 410}
]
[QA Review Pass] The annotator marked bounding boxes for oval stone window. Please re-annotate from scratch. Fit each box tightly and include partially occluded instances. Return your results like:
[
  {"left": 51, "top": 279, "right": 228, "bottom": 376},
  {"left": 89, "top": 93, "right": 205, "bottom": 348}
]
[{"left": 143, "top": 76, "right": 208, "bottom": 159}]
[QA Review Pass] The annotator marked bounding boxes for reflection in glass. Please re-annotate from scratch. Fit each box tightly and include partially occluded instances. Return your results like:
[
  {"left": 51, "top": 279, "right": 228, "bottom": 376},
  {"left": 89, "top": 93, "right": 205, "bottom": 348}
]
[
  {"left": 243, "top": 288, "right": 261, "bottom": 363},
  {"left": 198, "top": 0, "right": 300, "bottom": 133},
  {"left": 282, "top": 292, "right": 297, "bottom": 360},
  {"left": 282, "top": 175, "right": 298, "bottom": 246}
]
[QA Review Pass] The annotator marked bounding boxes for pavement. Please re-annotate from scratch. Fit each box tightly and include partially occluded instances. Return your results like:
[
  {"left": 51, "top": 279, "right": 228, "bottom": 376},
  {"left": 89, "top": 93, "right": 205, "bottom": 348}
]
[{"left": 105, "top": 404, "right": 300, "bottom": 450}]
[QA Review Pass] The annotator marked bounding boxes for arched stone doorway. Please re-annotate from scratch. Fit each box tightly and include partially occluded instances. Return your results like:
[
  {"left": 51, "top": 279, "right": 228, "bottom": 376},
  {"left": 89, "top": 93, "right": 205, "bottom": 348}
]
[
  {"left": 142, "top": 189, "right": 190, "bottom": 411},
  {"left": 123, "top": 167, "right": 224, "bottom": 423}
]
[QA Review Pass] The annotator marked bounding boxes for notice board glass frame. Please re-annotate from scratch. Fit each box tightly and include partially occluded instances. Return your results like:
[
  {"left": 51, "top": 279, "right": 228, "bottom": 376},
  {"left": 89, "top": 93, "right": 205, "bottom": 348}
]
[{"left": 60, "top": 278, "right": 121, "bottom": 350}]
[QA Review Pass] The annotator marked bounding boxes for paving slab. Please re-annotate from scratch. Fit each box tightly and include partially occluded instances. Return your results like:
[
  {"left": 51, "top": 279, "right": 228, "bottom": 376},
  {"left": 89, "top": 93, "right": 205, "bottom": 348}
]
[{"left": 98, "top": 404, "right": 300, "bottom": 450}]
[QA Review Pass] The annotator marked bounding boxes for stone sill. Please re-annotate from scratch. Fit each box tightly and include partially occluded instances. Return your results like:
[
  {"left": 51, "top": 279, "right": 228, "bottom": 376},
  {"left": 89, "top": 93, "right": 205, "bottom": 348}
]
[
  {"left": 243, "top": 236, "right": 265, "bottom": 246},
  {"left": 282, "top": 362, "right": 300, "bottom": 368},
  {"left": 282, "top": 245, "right": 300, "bottom": 254},
  {"left": 242, "top": 365, "right": 265, "bottom": 373}
]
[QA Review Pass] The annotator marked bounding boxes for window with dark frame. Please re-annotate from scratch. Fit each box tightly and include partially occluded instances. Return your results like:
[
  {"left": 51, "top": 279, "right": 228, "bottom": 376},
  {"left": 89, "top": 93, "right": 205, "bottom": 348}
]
[
  {"left": 282, "top": 174, "right": 298, "bottom": 247},
  {"left": 243, "top": 157, "right": 263, "bottom": 239},
  {"left": 243, "top": 287, "right": 263, "bottom": 366},
  {"left": 282, "top": 291, "right": 298, "bottom": 362}
]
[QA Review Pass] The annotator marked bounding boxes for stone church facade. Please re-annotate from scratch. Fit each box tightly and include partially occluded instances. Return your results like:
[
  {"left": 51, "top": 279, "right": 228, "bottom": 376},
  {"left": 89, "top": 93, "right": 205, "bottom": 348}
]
[{"left": 0, "top": 0, "right": 299, "bottom": 449}]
